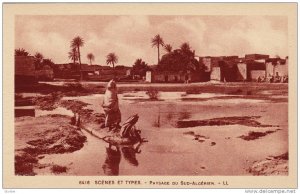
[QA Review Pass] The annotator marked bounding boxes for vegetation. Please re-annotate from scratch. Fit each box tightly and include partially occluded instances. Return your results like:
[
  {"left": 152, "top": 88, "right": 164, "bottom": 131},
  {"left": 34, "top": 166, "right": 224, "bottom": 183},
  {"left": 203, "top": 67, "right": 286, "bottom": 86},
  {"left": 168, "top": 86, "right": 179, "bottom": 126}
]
[
  {"left": 87, "top": 53, "right": 95, "bottom": 65},
  {"left": 42, "top": 59, "right": 55, "bottom": 68},
  {"left": 146, "top": 88, "right": 159, "bottom": 100},
  {"left": 164, "top": 44, "right": 172, "bottom": 53},
  {"left": 106, "top": 53, "right": 118, "bottom": 69},
  {"left": 34, "top": 52, "right": 44, "bottom": 69},
  {"left": 15, "top": 48, "right": 29, "bottom": 56},
  {"left": 34, "top": 52, "right": 43, "bottom": 62},
  {"left": 51, "top": 165, "right": 68, "bottom": 174},
  {"left": 71, "top": 36, "right": 84, "bottom": 80},
  {"left": 68, "top": 47, "right": 78, "bottom": 65},
  {"left": 159, "top": 42, "right": 203, "bottom": 72},
  {"left": 132, "top": 58, "right": 150, "bottom": 78},
  {"left": 151, "top": 34, "right": 164, "bottom": 65}
]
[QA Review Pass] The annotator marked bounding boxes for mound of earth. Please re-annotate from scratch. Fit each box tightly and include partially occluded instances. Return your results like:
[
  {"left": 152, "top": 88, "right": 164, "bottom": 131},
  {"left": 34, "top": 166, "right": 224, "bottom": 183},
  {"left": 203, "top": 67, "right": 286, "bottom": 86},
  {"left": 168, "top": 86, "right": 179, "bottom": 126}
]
[
  {"left": 176, "top": 116, "right": 278, "bottom": 128},
  {"left": 15, "top": 115, "right": 87, "bottom": 175},
  {"left": 238, "top": 129, "right": 281, "bottom": 141},
  {"left": 247, "top": 152, "right": 288, "bottom": 175}
]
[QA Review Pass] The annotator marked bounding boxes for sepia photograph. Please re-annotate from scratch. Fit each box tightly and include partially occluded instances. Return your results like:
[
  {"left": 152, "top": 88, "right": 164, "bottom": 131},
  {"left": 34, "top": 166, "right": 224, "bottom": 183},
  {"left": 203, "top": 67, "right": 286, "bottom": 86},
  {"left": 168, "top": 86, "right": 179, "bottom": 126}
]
[{"left": 3, "top": 3, "right": 297, "bottom": 189}]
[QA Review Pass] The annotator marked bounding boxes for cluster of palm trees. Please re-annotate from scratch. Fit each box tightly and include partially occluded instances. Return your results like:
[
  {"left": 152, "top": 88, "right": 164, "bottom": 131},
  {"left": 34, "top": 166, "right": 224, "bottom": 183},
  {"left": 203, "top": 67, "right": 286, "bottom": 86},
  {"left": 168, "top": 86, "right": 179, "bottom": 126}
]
[
  {"left": 15, "top": 48, "right": 54, "bottom": 69},
  {"left": 15, "top": 48, "right": 29, "bottom": 56},
  {"left": 69, "top": 36, "right": 119, "bottom": 80},
  {"left": 151, "top": 34, "right": 173, "bottom": 64},
  {"left": 68, "top": 34, "right": 172, "bottom": 77}
]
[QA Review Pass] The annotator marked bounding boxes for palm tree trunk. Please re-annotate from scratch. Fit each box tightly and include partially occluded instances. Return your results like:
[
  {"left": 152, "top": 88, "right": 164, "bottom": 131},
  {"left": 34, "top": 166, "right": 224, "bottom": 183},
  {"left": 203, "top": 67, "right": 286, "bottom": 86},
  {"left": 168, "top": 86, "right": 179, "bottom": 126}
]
[
  {"left": 78, "top": 46, "right": 82, "bottom": 80},
  {"left": 157, "top": 45, "right": 160, "bottom": 65},
  {"left": 113, "top": 62, "right": 115, "bottom": 79}
]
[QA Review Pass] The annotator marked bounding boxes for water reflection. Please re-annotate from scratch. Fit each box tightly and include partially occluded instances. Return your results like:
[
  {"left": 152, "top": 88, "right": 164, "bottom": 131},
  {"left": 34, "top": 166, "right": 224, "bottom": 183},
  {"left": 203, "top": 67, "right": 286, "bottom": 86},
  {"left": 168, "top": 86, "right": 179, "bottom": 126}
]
[
  {"left": 121, "top": 143, "right": 142, "bottom": 166},
  {"left": 102, "top": 142, "right": 143, "bottom": 176},
  {"left": 102, "top": 145, "right": 121, "bottom": 176}
]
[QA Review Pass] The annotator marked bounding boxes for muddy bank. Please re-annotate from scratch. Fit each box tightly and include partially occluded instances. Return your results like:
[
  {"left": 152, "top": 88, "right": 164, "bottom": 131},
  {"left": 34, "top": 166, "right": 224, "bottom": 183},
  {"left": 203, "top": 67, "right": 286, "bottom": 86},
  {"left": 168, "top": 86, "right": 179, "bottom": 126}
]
[
  {"left": 15, "top": 115, "right": 87, "bottom": 175},
  {"left": 238, "top": 129, "right": 282, "bottom": 141},
  {"left": 247, "top": 152, "right": 288, "bottom": 175},
  {"left": 15, "top": 82, "right": 105, "bottom": 96},
  {"left": 176, "top": 116, "right": 278, "bottom": 128},
  {"left": 59, "top": 100, "right": 105, "bottom": 125}
]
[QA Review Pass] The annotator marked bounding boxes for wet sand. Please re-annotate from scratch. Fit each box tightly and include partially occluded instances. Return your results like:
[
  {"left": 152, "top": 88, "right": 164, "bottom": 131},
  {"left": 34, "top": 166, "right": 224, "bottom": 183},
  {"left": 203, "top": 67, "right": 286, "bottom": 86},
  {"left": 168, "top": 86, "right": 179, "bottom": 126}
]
[{"left": 15, "top": 82, "right": 288, "bottom": 176}]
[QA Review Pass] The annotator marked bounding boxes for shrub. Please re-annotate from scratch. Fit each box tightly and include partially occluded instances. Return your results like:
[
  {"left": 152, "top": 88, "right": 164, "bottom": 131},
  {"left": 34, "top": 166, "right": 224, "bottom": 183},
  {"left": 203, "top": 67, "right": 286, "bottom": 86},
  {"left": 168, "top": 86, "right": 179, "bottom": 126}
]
[
  {"left": 51, "top": 165, "right": 68, "bottom": 174},
  {"left": 146, "top": 89, "right": 159, "bottom": 100},
  {"left": 63, "top": 82, "right": 84, "bottom": 91}
]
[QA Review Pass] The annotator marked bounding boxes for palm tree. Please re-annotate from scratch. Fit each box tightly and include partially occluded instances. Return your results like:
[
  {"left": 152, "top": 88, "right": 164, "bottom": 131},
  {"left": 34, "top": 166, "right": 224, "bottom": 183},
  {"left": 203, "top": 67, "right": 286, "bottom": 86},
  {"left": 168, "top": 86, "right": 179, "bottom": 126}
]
[
  {"left": 34, "top": 52, "right": 43, "bottom": 61},
  {"left": 87, "top": 53, "right": 95, "bottom": 65},
  {"left": 180, "top": 42, "right": 191, "bottom": 53},
  {"left": 42, "top": 58, "right": 54, "bottom": 68},
  {"left": 106, "top": 53, "right": 118, "bottom": 69},
  {"left": 164, "top": 44, "right": 172, "bottom": 53},
  {"left": 71, "top": 36, "right": 84, "bottom": 80},
  {"left": 151, "top": 34, "right": 164, "bottom": 64},
  {"left": 68, "top": 47, "right": 78, "bottom": 65},
  {"left": 34, "top": 52, "right": 44, "bottom": 69},
  {"left": 15, "top": 48, "right": 29, "bottom": 56}
]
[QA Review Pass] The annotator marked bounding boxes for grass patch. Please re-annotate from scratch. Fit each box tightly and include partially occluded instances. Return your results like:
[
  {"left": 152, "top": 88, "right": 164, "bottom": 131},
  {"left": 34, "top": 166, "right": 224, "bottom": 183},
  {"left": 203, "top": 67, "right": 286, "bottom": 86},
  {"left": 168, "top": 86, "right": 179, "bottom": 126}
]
[{"left": 51, "top": 165, "right": 68, "bottom": 174}]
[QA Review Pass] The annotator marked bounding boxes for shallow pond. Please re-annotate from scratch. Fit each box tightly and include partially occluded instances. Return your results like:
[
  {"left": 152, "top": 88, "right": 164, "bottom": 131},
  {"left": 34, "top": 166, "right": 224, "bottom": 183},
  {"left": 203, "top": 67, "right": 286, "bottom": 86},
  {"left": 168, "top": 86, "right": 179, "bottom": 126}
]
[{"left": 36, "top": 91, "right": 288, "bottom": 176}]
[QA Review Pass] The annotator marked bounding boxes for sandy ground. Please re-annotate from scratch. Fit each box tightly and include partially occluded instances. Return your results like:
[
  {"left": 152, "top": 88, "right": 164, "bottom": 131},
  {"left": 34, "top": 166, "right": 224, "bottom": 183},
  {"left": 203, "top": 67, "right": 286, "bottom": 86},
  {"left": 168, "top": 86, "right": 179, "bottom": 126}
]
[
  {"left": 15, "top": 82, "right": 288, "bottom": 176},
  {"left": 15, "top": 115, "right": 87, "bottom": 175}
]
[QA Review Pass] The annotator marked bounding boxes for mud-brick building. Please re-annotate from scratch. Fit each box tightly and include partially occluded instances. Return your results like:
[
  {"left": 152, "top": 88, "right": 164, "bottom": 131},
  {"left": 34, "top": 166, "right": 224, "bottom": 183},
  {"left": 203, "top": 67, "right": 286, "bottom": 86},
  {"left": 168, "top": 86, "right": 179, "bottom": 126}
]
[
  {"left": 81, "top": 64, "right": 132, "bottom": 81},
  {"left": 200, "top": 56, "right": 242, "bottom": 82},
  {"left": 145, "top": 70, "right": 208, "bottom": 83},
  {"left": 245, "top": 54, "right": 270, "bottom": 60},
  {"left": 15, "top": 56, "right": 36, "bottom": 84},
  {"left": 265, "top": 57, "right": 288, "bottom": 77},
  {"left": 146, "top": 71, "right": 185, "bottom": 83},
  {"left": 246, "top": 60, "right": 266, "bottom": 81}
]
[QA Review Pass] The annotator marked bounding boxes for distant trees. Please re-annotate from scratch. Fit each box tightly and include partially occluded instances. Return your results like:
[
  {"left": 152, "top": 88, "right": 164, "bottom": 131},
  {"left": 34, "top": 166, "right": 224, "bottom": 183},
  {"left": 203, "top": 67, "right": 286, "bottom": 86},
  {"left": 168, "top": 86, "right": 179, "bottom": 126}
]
[
  {"left": 33, "top": 52, "right": 54, "bottom": 70},
  {"left": 68, "top": 47, "right": 78, "bottom": 65},
  {"left": 34, "top": 52, "right": 44, "bottom": 62},
  {"left": 159, "top": 42, "right": 201, "bottom": 72},
  {"left": 34, "top": 52, "right": 44, "bottom": 69},
  {"left": 87, "top": 53, "right": 95, "bottom": 65},
  {"left": 151, "top": 34, "right": 164, "bottom": 65},
  {"left": 164, "top": 44, "right": 172, "bottom": 53},
  {"left": 42, "top": 58, "right": 55, "bottom": 68},
  {"left": 132, "top": 58, "right": 150, "bottom": 78},
  {"left": 106, "top": 53, "right": 118, "bottom": 69},
  {"left": 71, "top": 36, "right": 84, "bottom": 80},
  {"left": 15, "top": 48, "right": 29, "bottom": 56}
]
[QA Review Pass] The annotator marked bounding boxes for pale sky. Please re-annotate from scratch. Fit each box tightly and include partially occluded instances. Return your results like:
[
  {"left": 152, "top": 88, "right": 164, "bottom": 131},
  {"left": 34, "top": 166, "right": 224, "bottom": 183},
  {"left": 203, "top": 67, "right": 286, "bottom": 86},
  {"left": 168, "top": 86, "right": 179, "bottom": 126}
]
[{"left": 15, "top": 15, "right": 288, "bottom": 66}]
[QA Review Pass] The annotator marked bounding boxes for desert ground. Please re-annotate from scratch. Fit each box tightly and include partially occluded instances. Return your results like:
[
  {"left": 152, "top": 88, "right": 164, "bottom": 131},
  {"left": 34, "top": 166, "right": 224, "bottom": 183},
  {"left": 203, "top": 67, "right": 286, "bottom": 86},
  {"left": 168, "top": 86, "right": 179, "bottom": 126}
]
[{"left": 15, "top": 82, "right": 288, "bottom": 176}]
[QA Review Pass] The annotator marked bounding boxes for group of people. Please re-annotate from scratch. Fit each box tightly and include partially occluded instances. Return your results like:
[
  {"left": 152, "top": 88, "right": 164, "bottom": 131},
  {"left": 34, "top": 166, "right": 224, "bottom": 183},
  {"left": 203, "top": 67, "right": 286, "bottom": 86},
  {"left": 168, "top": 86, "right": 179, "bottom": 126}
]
[
  {"left": 257, "top": 73, "right": 288, "bottom": 83},
  {"left": 102, "top": 79, "right": 143, "bottom": 142},
  {"left": 101, "top": 79, "right": 144, "bottom": 175}
]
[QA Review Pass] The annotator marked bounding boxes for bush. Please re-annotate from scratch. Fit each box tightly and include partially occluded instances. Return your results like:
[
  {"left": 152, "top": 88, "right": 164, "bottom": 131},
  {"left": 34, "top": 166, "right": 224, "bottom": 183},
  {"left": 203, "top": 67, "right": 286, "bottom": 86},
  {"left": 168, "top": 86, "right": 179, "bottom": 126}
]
[
  {"left": 51, "top": 165, "right": 68, "bottom": 174},
  {"left": 63, "top": 82, "right": 84, "bottom": 91},
  {"left": 146, "top": 89, "right": 159, "bottom": 100}
]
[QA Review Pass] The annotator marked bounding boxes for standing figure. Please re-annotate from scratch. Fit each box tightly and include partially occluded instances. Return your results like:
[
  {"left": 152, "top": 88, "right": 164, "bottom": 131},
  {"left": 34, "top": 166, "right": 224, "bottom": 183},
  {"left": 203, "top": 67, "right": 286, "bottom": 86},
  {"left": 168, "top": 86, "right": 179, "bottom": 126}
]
[{"left": 102, "top": 79, "right": 121, "bottom": 131}]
